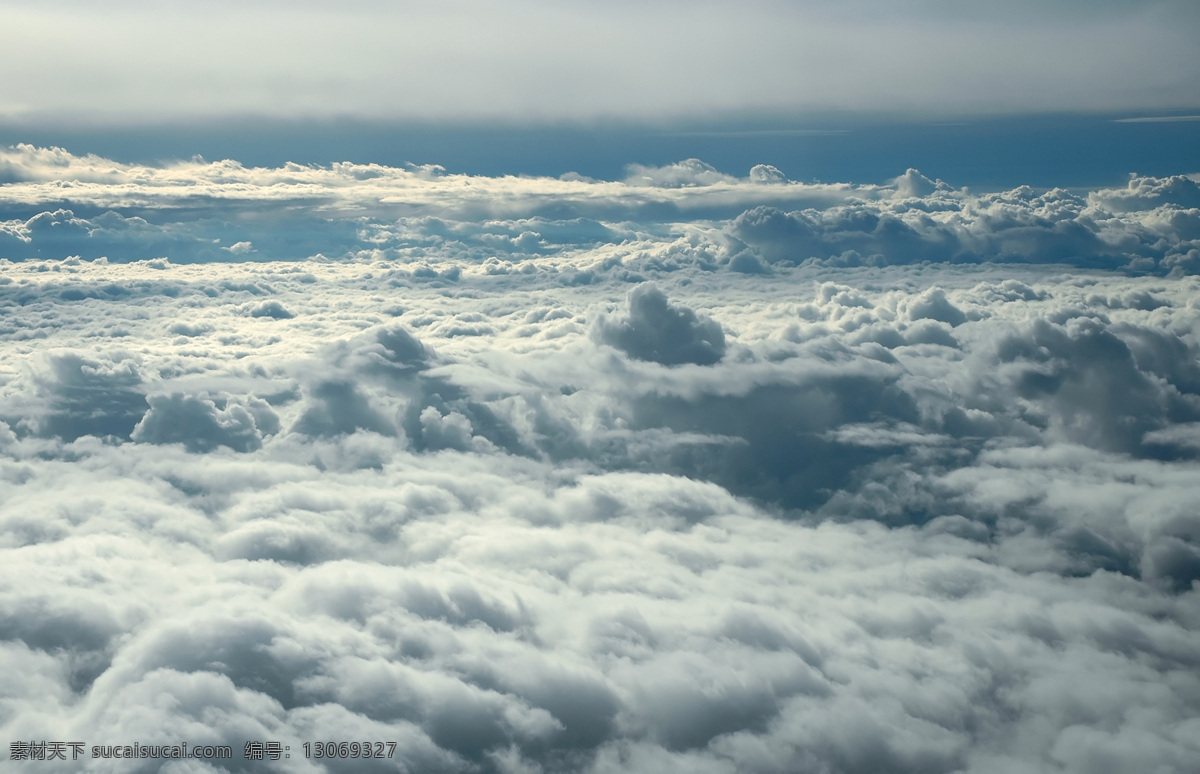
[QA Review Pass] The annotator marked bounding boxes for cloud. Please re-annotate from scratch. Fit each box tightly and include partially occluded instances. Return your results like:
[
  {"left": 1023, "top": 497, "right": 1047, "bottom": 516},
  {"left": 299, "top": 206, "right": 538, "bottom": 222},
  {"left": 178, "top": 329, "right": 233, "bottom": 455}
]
[
  {"left": 132, "top": 393, "right": 276, "bottom": 453},
  {"left": 596, "top": 284, "right": 727, "bottom": 366},
  {"left": 22, "top": 351, "right": 148, "bottom": 441},
  {"left": 624, "top": 159, "right": 738, "bottom": 189},
  {"left": 292, "top": 381, "right": 394, "bottom": 438},
  {"left": 906, "top": 287, "right": 967, "bottom": 326},
  {"left": 970, "top": 317, "right": 1200, "bottom": 456},
  {"left": 248, "top": 300, "right": 294, "bottom": 320},
  {"left": 4, "top": 146, "right": 1198, "bottom": 277},
  {"left": 2, "top": 1, "right": 1198, "bottom": 121},
  {"left": 748, "top": 165, "right": 788, "bottom": 185},
  {"left": 1090, "top": 174, "right": 1200, "bottom": 213},
  {"left": 892, "top": 168, "right": 942, "bottom": 198},
  {"left": 1, "top": 148, "right": 1200, "bottom": 774}
]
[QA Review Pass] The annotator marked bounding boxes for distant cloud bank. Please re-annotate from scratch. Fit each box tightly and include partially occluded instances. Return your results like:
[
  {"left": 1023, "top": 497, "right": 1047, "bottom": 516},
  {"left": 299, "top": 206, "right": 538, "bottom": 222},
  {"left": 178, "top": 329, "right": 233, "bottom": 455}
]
[{"left": 2, "top": 145, "right": 1199, "bottom": 276}]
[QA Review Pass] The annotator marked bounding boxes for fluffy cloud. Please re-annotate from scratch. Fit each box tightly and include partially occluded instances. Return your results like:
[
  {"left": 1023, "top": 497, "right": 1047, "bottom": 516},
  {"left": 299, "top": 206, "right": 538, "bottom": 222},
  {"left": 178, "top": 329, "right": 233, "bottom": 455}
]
[
  {"left": 132, "top": 393, "right": 277, "bottom": 453},
  {"left": 595, "top": 285, "right": 727, "bottom": 366},
  {"left": 1, "top": 148, "right": 1199, "bottom": 773},
  {"left": 0, "top": 145, "right": 1195, "bottom": 277},
  {"left": 24, "top": 352, "right": 147, "bottom": 441},
  {"left": 3, "top": 146, "right": 1199, "bottom": 278}
]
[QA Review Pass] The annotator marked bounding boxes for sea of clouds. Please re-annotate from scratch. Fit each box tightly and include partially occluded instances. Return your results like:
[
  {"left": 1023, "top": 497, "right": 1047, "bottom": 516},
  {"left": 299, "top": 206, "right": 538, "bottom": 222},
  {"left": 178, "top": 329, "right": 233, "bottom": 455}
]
[{"left": 1, "top": 144, "right": 1199, "bottom": 773}]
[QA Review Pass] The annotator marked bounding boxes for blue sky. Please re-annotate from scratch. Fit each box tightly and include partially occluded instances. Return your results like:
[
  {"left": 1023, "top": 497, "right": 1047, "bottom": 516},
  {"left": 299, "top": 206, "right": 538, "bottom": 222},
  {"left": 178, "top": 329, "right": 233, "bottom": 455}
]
[{"left": 3, "top": 112, "right": 1198, "bottom": 189}]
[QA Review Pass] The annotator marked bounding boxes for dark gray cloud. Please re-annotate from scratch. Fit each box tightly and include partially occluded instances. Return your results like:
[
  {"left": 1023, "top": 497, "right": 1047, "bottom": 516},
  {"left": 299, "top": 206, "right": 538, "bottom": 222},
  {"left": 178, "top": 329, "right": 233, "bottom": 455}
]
[
  {"left": 292, "top": 381, "right": 394, "bottom": 439},
  {"left": 596, "top": 284, "right": 727, "bottom": 366},
  {"left": 628, "top": 367, "right": 922, "bottom": 511},
  {"left": 132, "top": 393, "right": 276, "bottom": 453},
  {"left": 968, "top": 317, "right": 1200, "bottom": 457},
  {"left": 25, "top": 352, "right": 148, "bottom": 441}
]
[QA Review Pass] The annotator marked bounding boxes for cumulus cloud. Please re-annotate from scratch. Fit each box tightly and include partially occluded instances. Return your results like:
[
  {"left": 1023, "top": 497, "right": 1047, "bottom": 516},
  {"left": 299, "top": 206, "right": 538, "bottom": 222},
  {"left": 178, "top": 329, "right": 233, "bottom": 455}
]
[
  {"left": 624, "top": 159, "right": 738, "bottom": 188},
  {"left": 132, "top": 393, "right": 276, "bottom": 453},
  {"left": 748, "top": 165, "right": 788, "bottom": 185},
  {"left": 596, "top": 285, "right": 727, "bottom": 366},
  {"left": 292, "top": 381, "right": 394, "bottom": 439},
  {"left": 906, "top": 287, "right": 967, "bottom": 326},
  {"left": 1, "top": 147, "right": 1199, "bottom": 774},
  {"left": 23, "top": 352, "right": 147, "bottom": 441},
  {"left": 3, "top": 145, "right": 1199, "bottom": 277},
  {"left": 248, "top": 300, "right": 295, "bottom": 320}
]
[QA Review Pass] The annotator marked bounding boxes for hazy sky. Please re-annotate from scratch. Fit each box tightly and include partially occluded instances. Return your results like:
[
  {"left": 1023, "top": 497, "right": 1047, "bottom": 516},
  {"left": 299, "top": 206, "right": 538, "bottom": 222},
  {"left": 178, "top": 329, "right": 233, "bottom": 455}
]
[{"left": 3, "top": 0, "right": 1199, "bottom": 122}]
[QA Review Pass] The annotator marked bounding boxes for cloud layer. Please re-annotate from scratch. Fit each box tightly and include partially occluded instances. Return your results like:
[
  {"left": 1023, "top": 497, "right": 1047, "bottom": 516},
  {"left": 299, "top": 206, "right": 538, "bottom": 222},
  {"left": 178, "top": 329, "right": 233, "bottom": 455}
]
[
  {"left": 3, "top": 146, "right": 1200, "bottom": 277},
  {"left": 2, "top": 1, "right": 1199, "bottom": 120},
  {"left": 1, "top": 146, "right": 1199, "bottom": 772}
]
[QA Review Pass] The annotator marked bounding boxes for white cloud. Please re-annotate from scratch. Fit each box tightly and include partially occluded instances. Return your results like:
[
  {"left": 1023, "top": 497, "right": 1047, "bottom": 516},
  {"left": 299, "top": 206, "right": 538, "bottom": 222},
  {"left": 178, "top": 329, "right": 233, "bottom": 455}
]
[
  {"left": 1, "top": 146, "right": 1199, "bottom": 772},
  {"left": 3, "top": 146, "right": 1199, "bottom": 277}
]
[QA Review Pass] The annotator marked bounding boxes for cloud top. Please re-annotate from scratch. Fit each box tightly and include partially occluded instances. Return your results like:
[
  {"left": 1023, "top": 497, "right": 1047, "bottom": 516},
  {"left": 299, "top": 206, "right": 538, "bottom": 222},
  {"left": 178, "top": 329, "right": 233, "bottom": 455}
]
[{"left": 2, "top": 145, "right": 1200, "bottom": 276}]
